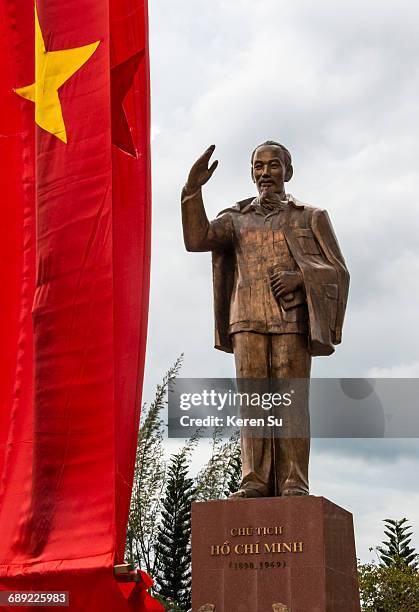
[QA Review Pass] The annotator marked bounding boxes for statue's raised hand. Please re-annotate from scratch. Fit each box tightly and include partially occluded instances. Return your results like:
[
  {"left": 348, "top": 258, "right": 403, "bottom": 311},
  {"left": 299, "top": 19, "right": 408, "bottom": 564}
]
[{"left": 185, "top": 145, "right": 219, "bottom": 192}]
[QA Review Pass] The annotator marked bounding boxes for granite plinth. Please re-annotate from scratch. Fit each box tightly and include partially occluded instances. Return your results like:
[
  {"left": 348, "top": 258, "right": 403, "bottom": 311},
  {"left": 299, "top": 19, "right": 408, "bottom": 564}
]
[{"left": 192, "top": 496, "right": 361, "bottom": 612}]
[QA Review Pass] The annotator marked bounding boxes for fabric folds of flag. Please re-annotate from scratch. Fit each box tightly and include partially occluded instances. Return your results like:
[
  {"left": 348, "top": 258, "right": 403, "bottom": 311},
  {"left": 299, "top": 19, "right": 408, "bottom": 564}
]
[{"left": 0, "top": 0, "right": 160, "bottom": 609}]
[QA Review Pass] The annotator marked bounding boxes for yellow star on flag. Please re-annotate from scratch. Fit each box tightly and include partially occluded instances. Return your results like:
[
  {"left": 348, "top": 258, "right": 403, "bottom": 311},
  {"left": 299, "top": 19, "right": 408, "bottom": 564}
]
[{"left": 16, "top": 7, "right": 100, "bottom": 143}]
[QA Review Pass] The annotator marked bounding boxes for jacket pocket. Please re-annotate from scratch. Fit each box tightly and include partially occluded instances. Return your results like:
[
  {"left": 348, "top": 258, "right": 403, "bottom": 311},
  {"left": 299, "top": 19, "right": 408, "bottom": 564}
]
[{"left": 294, "top": 228, "right": 321, "bottom": 255}]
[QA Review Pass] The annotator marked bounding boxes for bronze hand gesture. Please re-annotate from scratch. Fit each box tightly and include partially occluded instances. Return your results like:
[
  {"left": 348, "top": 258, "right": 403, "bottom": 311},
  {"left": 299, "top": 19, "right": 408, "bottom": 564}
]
[{"left": 185, "top": 145, "right": 219, "bottom": 193}]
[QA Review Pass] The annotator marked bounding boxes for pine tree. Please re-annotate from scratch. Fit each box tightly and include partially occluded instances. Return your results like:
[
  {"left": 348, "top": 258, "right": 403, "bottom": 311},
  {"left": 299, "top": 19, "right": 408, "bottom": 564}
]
[
  {"left": 376, "top": 518, "right": 418, "bottom": 569},
  {"left": 156, "top": 444, "right": 196, "bottom": 611},
  {"left": 126, "top": 356, "right": 183, "bottom": 575},
  {"left": 359, "top": 518, "right": 419, "bottom": 610}
]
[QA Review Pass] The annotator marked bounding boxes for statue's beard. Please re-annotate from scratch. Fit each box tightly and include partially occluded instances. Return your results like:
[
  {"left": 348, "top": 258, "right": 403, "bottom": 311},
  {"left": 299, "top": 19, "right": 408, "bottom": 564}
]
[{"left": 256, "top": 191, "right": 287, "bottom": 211}]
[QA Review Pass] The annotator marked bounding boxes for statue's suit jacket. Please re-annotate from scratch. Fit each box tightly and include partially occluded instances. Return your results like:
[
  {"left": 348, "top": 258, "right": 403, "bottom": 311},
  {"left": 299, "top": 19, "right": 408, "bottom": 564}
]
[{"left": 182, "top": 188, "right": 349, "bottom": 357}]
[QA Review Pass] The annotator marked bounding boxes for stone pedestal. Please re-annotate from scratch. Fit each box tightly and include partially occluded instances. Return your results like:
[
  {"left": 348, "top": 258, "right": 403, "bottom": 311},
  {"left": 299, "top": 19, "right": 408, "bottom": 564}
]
[{"left": 191, "top": 496, "right": 360, "bottom": 612}]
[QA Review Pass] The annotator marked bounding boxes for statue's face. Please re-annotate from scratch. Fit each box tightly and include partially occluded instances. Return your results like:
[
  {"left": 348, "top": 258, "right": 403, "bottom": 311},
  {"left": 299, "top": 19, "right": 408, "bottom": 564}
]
[{"left": 252, "top": 145, "right": 287, "bottom": 196}]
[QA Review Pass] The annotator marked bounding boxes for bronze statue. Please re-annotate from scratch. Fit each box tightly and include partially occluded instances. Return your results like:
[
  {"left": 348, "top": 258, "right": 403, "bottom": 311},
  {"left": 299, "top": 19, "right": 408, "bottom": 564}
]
[{"left": 181, "top": 141, "right": 349, "bottom": 498}]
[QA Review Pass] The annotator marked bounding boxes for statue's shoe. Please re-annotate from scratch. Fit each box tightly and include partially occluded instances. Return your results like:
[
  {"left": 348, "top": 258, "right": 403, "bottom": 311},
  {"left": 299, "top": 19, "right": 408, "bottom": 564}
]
[{"left": 228, "top": 488, "right": 264, "bottom": 499}]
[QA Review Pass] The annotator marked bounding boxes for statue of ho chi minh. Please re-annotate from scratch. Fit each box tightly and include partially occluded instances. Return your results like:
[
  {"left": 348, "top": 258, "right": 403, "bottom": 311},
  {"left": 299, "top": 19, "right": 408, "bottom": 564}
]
[{"left": 181, "top": 141, "right": 349, "bottom": 498}]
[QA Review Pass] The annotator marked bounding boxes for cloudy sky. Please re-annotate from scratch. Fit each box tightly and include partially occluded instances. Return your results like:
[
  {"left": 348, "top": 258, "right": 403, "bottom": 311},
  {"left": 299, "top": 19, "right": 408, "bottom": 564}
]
[{"left": 143, "top": 0, "right": 419, "bottom": 561}]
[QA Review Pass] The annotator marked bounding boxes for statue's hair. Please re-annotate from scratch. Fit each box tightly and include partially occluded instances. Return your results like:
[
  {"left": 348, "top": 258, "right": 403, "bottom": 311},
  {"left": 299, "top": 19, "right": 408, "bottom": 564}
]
[{"left": 250, "top": 140, "right": 292, "bottom": 168}]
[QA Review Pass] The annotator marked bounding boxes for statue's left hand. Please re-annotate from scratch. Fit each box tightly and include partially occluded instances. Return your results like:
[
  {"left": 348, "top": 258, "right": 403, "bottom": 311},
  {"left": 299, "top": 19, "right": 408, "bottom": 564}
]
[{"left": 269, "top": 268, "right": 303, "bottom": 299}]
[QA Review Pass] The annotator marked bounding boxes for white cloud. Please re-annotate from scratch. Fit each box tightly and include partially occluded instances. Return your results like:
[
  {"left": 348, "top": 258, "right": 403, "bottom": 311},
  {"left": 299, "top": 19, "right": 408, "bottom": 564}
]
[{"left": 368, "top": 361, "right": 419, "bottom": 378}]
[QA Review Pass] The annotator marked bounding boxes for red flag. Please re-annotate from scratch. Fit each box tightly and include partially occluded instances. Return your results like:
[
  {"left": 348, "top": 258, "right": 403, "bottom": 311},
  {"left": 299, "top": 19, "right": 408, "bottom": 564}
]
[{"left": 0, "top": 0, "right": 159, "bottom": 609}]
